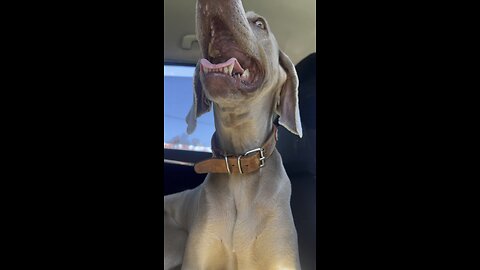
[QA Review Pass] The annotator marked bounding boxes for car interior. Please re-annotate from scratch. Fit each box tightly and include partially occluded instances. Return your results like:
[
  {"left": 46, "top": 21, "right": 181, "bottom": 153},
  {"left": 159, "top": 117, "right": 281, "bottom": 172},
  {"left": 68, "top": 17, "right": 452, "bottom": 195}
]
[{"left": 164, "top": 0, "right": 316, "bottom": 268}]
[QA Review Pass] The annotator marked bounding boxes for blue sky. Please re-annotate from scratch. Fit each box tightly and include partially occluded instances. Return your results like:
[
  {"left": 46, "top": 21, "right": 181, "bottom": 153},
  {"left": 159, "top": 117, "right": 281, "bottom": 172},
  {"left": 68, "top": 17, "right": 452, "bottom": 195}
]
[{"left": 164, "top": 65, "right": 215, "bottom": 149}]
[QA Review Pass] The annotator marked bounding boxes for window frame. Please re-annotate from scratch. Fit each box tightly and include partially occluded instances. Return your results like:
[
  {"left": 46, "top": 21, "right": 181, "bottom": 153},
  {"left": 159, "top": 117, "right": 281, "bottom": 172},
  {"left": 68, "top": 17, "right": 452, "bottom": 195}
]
[{"left": 164, "top": 62, "right": 212, "bottom": 163}]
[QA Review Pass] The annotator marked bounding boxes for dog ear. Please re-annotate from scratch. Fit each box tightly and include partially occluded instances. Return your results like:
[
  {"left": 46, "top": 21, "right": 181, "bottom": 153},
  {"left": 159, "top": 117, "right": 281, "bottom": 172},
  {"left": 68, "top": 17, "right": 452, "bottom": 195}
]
[
  {"left": 276, "top": 50, "right": 303, "bottom": 138},
  {"left": 186, "top": 63, "right": 212, "bottom": 134}
]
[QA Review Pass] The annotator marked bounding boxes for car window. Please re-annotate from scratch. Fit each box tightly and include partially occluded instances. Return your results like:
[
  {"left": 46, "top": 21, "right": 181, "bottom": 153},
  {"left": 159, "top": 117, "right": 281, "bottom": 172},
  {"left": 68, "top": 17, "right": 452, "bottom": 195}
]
[{"left": 164, "top": 64, "right": 214, "bottom": 153}]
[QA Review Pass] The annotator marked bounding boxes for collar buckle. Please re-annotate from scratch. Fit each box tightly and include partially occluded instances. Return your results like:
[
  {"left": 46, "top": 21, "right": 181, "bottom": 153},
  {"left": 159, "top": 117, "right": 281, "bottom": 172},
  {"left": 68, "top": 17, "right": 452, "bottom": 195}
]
[{"left": 237, "top": 147, "right": 265, "bottom": 174}]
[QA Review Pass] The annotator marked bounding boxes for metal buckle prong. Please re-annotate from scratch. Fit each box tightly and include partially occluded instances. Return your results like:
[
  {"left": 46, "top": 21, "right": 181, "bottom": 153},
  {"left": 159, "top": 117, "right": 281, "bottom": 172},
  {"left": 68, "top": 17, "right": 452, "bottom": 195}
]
[
  {"left": 237, "top": 148, "right": 265, "bottom": 174},
  {"left": 224, "top": 155, "right": 231, "bottom": 174}
]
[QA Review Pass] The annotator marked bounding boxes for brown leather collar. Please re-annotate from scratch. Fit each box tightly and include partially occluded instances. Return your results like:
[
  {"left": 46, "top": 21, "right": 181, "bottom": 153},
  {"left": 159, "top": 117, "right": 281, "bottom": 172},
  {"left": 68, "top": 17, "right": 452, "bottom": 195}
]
[{"left": 194, "top": 126, "right": 278, "bottom": 174}]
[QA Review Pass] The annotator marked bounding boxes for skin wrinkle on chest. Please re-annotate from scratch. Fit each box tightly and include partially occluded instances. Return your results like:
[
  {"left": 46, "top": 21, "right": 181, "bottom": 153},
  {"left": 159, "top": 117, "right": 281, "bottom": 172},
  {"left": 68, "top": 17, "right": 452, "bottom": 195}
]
[{"left": 195, "top": 151, "right": 288, "bottom": 256}]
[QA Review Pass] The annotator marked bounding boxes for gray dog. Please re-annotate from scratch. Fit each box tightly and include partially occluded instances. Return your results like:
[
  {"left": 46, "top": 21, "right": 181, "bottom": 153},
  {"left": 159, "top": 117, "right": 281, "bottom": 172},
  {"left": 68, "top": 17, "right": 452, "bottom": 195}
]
[{"left": 164, "top": 0, "right": 303, "bottom": 269}]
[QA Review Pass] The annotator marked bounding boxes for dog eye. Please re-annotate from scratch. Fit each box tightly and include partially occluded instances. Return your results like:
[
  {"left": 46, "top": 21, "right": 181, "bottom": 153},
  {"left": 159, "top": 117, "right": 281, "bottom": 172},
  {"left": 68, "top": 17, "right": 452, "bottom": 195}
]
[{"left": 255, "top": 20, "right": 265, "bottom": 29}]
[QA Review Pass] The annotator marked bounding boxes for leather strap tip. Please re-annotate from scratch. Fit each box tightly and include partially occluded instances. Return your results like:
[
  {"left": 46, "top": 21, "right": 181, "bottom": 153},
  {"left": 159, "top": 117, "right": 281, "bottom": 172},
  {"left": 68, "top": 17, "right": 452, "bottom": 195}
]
[{"left": 193, "top": 165, "right": 206, "bottom": 174}]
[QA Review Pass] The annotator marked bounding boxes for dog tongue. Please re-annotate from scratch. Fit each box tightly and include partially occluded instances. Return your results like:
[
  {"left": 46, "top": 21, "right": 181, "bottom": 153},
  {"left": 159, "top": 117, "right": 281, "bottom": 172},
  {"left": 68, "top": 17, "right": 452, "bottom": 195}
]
[{"left": 200, "top": 58, "right": 245, "bottom": 73}]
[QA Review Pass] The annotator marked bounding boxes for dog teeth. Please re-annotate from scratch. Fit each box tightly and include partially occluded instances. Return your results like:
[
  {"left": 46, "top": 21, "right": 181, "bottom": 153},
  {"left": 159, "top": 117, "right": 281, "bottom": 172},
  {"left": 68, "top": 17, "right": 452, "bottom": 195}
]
[
  {"left": 202, "top": 63, "right": 237, "bottom": 76},
  {"left": 241, "top": 69, "right": 250, "bottom": 79}
]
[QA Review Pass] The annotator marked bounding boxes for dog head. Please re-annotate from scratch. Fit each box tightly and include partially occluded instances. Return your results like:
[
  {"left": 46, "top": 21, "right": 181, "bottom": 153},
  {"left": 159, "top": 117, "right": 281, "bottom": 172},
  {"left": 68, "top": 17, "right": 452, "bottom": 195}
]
[{"left": 186, "top": 0, "right": 302, "bottom": 138}]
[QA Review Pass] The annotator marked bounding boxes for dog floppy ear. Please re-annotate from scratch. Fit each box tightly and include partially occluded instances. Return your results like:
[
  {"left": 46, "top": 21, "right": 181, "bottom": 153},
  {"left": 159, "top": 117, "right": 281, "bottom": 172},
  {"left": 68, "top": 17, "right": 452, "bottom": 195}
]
[
  {"left": 276, "top": 50, "right": 303, "bottom": 138},
  {"left": 186, "top": 63, "right": 212, "bottom": 134}
]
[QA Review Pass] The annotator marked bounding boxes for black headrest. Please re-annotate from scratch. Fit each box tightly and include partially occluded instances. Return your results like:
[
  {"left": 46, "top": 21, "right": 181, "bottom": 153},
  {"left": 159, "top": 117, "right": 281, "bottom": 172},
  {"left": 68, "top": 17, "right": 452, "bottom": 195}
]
[{"left": 296, "top": 53, "right": 316, "bottom": 130}]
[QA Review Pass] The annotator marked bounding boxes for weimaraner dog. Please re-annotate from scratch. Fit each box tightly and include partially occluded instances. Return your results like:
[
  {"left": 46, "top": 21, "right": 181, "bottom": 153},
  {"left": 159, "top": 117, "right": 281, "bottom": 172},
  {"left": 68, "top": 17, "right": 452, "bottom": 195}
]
[{"left": 164, "top": 0, "right": 303, "bottom": 269}]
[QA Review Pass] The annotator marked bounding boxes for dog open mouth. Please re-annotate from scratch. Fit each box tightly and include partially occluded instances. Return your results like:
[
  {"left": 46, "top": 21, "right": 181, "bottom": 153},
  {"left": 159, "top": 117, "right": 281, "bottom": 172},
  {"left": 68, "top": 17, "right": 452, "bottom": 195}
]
[{"left": 199, "top": 17, "right": 263, "bottom": 92}]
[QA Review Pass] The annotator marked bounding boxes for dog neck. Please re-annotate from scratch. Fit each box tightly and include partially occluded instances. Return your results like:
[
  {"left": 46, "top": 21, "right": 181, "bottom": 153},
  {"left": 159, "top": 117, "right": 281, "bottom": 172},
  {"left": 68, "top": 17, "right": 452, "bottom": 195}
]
[{"left": 212, "top": 99, "right": 275, "bottom": 156}]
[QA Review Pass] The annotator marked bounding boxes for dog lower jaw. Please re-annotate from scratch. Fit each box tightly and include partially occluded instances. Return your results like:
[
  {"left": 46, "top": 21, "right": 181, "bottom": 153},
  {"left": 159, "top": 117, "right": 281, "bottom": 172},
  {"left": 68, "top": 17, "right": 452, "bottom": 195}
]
[
  {"left": 200, "top": 70, "right": 262, "bottom": 94},
  {"left": 199, "top": 57, "right": 263, "bottom": 92},
  {"left": 201, "top": 75, "right": 267, "bottom": 106}
]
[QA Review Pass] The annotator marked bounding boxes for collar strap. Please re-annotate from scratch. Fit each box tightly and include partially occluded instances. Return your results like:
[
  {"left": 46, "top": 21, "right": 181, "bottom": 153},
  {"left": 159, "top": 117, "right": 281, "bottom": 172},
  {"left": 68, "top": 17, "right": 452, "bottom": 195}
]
[{"left": 194, "top": 126, "right": 278, "bottom": 174}]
